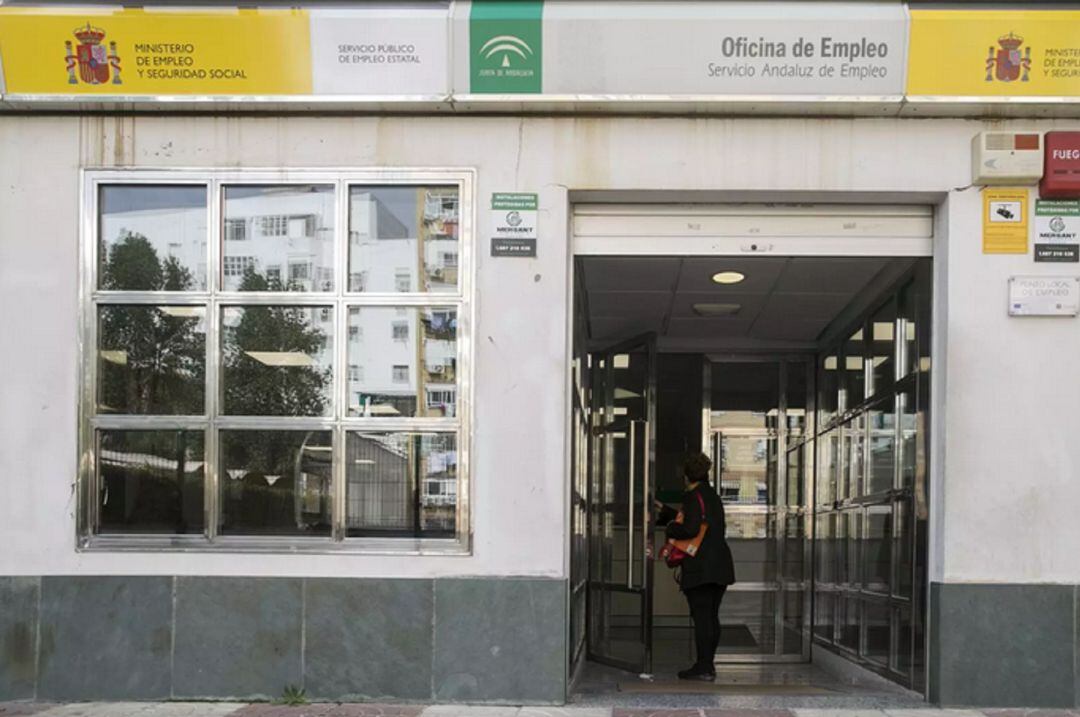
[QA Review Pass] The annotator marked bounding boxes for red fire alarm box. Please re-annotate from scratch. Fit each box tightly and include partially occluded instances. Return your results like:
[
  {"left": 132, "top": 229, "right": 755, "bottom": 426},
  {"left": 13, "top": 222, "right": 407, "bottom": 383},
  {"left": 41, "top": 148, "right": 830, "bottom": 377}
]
[{"left": 1040, "top": 132, "right": 1080, "bottom": 198}]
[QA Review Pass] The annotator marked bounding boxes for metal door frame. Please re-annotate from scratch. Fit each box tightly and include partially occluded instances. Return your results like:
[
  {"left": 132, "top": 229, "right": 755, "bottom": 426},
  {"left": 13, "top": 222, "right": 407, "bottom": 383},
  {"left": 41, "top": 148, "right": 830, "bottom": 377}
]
[
  {"left": 584, "top": 332, "right": 657, "bottom": 675},
  {"left": 705, "top": 354, "right": 815, "bottom": 664}
]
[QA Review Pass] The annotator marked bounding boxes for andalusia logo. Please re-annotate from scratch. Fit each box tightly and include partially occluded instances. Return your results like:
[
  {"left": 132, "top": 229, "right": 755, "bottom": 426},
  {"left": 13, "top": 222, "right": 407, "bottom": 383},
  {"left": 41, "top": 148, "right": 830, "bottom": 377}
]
[
  {"left": 469, "top": 1, "right": 541, "bottom": 93},
  {"left": 480, "top": 35, "right": 534, "bottom": 69},
  {"left": 65, "top": 23, "right": 122, "bottom": 85},
  {"left": 985, "top": 32, "right": 1031, "bottom": 83}
]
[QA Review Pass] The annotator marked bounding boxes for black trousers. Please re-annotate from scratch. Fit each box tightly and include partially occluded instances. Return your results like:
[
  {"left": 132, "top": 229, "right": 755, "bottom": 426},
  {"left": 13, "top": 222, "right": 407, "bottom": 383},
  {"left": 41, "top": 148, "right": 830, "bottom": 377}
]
[{"left": 684, "top": 583, "right": 728, "bottom": 670}]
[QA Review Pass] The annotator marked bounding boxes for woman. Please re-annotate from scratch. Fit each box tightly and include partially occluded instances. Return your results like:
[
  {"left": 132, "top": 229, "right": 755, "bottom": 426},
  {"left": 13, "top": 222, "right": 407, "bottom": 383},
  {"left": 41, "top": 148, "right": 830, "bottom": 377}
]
[{"left": 658, "top": 452, "right": 736, "bottom": 681}]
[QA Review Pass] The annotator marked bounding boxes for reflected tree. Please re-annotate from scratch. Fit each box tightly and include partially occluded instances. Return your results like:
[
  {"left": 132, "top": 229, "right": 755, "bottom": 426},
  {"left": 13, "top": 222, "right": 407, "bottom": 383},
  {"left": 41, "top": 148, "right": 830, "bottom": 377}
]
[
  {"left": 99, "top": 231, "right": 205, "bottom": 415},
  {"left": 219, "top": 268, "right": 333, "bottom": 533}
]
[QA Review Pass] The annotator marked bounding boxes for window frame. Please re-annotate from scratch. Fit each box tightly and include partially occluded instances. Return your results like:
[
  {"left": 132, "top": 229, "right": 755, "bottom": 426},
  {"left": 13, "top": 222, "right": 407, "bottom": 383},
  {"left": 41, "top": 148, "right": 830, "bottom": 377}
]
[{"left": 79, "top": 168, "right": 475, "bottom": 554}]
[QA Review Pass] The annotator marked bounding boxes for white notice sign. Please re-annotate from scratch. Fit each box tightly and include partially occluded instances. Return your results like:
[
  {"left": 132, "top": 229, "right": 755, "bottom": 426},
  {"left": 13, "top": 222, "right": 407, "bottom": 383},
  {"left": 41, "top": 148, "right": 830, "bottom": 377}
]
[
  {"left": 1008, "top": 276, "right": 1080, "bottom": 316},
  {"left": 310, "top": 8, "right": 449, "bottom": 95},
  {"left": 543, "top": 2, "right": 907, "bottom": 96}
]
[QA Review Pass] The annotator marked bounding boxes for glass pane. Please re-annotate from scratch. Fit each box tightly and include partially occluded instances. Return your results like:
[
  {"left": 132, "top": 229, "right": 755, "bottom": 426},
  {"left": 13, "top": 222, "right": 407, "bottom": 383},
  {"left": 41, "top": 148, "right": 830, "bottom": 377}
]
[
  {"left": 815, "top": 512, "right": 834, "bottom": 585},
  {"left": 97, "top": 429, "right": 204, "bottom": 534},
  {"left": 838, "top": 509, "right": 861, "bottom": 588},
  {"left": 864, "top": 600, "right": 891, "bottom": 666},
  {"left": 717, "top": 590, "right": 776, "bottom": 655},
  {"left": 895, "top": 498, "right": 914, "bottom": 599},
  {"left": 816, "top": 431, "right": 838, "bottom": 506},
  {"left": 727, "top": 513, "right": 776, "bottom": 583},
  {"left": 842, "top": 328, "right": 865, "bottom": 409},
  {"left": 346, "top": 432, "right": 457, "bottom": 537},
  {"left": 899, "top": 281, "right": 919, "bottom": 378},
  {"left": 838, "top": 597, "right": 860, "bottom": 652},
  {"left": 819, "top": 353, "right": 839, "bottom": 428},
  {"left": 346, "top": 307, "right": 457, "bottom": 418},
  {"left": 864, "top": 503, "right": 892, "bottom": 595},
  {"left": 867, "top": 401, "right": 897, "bottom": 495},
  {"left": 717, "top": 435, "right": 773, "bottom": 505},
  {"left": 221, "top": 306, "right": 333, "bottom": 416},
  {"left": 869, "top": 300, "right": 896, "bottom": 396},
  {"left": 710, "top": 362, "right": 779, "bottom": 431},
  {"left": 97, "top": 305, "right": 206, "bottom": 415},
  {"left": 222, "top": 185, "right": 335, "bottom": 292},
  {"left": 783, "top": 514, "right": 804, "bottom": 583},
  {"left": 786, "top": 445, "right": 803, "bottom": 507},
  {"left": 786, "top": 361, "right": 808, "bottom": 436},
  {"left": 895, "top": 606, "right": 914, "bottom": 678},
  {"left": 842, "top": 418, "right": 865, "bottom": 500},
  {"left": 219, "top": 430, "right": 332, "bottom": 536},
  {"left": 899, "top": 388, "right": 918, "bottom": 489},
  {"left": 782, "top": 588, "right": 805, "bottom": 654},
  {"left": 348, "top": 186, "right": 459, "bottom": 293},
  {"left": 814, "top": 591, "right": 835, "bottom": 642},
  {"left": 99, "top": 185, "right": 208, "bottom": 291}
]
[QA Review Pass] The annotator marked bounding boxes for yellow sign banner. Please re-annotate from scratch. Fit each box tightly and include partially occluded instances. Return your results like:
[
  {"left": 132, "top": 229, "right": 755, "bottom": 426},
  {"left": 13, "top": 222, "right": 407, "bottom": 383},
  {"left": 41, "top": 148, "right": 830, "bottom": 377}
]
[
  {"left": 909, "top": 10, "right": 1080, "bottom": 97},
  {"left": 983, "top": 188, "right": 1029, "bottom": 254},
  {"left": 0, "top": 8, "right": 312, "bottom": 95}
]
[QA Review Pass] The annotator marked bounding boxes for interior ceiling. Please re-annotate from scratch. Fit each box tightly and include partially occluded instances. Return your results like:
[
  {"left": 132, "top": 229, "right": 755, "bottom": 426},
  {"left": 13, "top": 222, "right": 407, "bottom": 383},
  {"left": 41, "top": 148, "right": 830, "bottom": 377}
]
[{"left": 580, "top": 256, "right": 909, "bottom": 352}]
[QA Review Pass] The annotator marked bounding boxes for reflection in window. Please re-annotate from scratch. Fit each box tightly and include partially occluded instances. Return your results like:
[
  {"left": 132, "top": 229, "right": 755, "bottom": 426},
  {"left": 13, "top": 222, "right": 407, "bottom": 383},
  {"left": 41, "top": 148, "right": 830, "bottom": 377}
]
[
  {"left": 867, "top": 403, "right": 897, "bottom": 495},
  {"left": 870, "top": 300, "right": 897, "bottom": 396},
  {"left": 222, "top": 185, "right": 335, "bottom": 292},
  {"left": 97, "top": 305, "right": 206, "bottom": 415},
  {"left": 820, "top": 354, "right": 839, "bottom": 427},
  {"left": 97, "top": 429, "right": 204, "bottom": 534},
  {"left": 843, "top": 329, "right": 865, "bottom": 409},
  {"left": 221, "top": 306, "right": 333, "bottom": 416},
  {"left": 346, "top": 432, "right": 457, "bottom": 537},
  {"left": 348, "top": 186, "right": 460, "bottom": 293},
  {"left": 99, "top": 185, "right": 208, "bottom": 291},
  {"left": 219, "top": 430, "right": 332, "bottom": 536},
  {"left": 347, "top": 307, "right": 457, "bottom": 418}
]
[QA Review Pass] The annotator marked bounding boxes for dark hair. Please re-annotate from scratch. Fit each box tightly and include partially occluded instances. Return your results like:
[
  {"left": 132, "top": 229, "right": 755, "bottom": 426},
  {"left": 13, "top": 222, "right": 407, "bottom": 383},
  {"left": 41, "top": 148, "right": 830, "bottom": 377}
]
[{"left": 683, "top": 452, "right": 713, "bottom": 482}]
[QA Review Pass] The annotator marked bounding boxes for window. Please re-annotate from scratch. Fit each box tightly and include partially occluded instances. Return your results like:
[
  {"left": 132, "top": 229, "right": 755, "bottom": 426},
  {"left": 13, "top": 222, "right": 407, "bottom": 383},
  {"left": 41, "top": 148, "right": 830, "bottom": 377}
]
[
  {"left": 259, "top": 215, "right": 289, "bottom": 237},
  {"left": 225, "top": 218, "right": 247, "bottom": 241},
  {"left": 223, "top": 255, "right": 256, "bottom": 277},
  {"left": 289, "top": 262, "right": 311, "bottom": 281},
  {"left": 82, "top": 170, "right": 472, "bottom": 552}
]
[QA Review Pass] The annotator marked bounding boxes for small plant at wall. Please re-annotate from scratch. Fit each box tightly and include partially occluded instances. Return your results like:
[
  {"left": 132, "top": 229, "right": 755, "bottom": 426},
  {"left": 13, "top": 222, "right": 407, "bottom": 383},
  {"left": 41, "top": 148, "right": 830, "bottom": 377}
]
[{"left": 276, "top": 685, "right": 307, "bottom": 705}]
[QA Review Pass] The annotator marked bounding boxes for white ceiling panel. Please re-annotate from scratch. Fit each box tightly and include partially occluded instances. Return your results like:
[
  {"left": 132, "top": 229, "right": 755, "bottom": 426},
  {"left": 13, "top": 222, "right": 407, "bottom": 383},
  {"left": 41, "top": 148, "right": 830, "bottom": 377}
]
[
  {"left": 666, "top": 317, "right": 758, "bottom": 338},
  {"left": 668, "top": 291, "right": 771, "bottom": 320},
  {"left": 587, "top": 290, "right": 672, "bottom": 319},
  {"left": 582, "top": 257, "right": 681, "bottom": 291},
  {"left": 773, "top": 258, "right": 888, "bottom": 294}
]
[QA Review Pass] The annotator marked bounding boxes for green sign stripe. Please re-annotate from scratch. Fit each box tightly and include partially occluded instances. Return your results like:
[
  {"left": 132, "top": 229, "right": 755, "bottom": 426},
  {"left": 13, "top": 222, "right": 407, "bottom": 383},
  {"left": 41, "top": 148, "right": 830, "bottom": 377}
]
[
  {"left": 471, "top": 0, "right": 542, "bottom": 21},
  {"left": 492, "top": 193, "right": 538, "bottom": 210},
  {"left": 470, "top": 0, "right": 542, "bottom": 94}
]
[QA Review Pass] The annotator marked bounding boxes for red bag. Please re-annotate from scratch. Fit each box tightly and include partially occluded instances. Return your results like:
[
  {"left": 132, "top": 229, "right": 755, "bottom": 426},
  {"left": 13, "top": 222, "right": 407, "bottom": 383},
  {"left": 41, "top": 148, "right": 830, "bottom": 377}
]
[{"left": 658, "top": 492, "right": 708, "bottom": 568}]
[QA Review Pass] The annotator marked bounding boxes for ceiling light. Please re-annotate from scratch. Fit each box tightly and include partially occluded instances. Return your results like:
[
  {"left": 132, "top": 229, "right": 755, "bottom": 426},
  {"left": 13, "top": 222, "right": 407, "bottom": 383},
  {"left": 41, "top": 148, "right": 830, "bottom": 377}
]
[
  {"left": 711, "top": 271, "right": 745, "bottom": 285},
  {"left": 693, "top": 303, "right": 741, "bottom": 317}
]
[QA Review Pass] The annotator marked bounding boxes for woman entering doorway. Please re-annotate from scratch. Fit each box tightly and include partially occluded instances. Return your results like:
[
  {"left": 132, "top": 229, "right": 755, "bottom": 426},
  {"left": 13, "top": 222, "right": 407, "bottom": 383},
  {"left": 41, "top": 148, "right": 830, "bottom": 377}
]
[{"left": 658, "top": 452, "right": 737, "bottom": 681}]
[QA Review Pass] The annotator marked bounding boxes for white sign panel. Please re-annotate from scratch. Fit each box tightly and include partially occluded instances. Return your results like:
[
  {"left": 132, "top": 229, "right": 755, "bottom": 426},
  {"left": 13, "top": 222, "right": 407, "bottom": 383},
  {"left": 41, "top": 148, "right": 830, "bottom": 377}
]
[
  {"left": 1035, "top": 200, "right": 1080, "bottom": 243},
  {"left": 543, "top": 1, "right": 907, "bottom": 96},
  {"left": 1008, "top": 276, "right": 1080, "bottom": 316},
  {"left": 310, "top": 9, "right": 449, "bottom": 95}
]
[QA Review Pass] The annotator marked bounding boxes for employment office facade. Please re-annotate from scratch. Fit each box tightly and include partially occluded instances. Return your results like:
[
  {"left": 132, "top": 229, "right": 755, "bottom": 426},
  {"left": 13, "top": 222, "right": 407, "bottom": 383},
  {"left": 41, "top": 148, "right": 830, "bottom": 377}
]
[{"left": 2, "top": 1, "right": 1080, "bottom": 708}]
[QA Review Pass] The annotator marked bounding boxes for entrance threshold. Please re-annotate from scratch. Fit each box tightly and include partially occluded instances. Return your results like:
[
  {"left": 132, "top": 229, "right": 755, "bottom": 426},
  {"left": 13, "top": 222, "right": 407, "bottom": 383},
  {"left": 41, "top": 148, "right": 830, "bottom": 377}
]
[{"left": 570, "top": 662, "right": 924, "bottom": 709}]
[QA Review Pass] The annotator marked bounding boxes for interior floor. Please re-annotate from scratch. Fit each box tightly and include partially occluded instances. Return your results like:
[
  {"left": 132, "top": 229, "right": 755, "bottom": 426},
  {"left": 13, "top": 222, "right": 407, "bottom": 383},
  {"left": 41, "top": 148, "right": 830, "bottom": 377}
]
[{"left": 570, "top": 661, "right": 924, "bottom": 708}]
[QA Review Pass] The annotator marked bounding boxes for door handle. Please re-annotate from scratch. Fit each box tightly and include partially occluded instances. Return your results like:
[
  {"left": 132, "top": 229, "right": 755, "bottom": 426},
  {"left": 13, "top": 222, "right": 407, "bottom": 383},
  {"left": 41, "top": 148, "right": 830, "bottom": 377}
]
[
  {"left": 640, "top": 420, "right": 651, "bottom": 590},
  {"left": 627, "top": 420, "right": 636, "bottom": 590}
]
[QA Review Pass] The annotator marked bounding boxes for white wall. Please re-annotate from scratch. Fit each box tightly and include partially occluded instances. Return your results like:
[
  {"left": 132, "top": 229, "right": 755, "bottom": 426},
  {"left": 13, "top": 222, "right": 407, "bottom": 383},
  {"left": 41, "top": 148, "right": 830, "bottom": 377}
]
[{"left": 1, "top": 114, "right": 1079, "bottom": 583}]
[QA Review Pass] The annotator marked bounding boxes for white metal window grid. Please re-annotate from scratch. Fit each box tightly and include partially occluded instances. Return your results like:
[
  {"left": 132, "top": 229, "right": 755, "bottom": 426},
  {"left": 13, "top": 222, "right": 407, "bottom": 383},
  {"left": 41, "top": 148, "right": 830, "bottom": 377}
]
[{"left": 79, "top": 168, "right": 476, "bottom": 554}]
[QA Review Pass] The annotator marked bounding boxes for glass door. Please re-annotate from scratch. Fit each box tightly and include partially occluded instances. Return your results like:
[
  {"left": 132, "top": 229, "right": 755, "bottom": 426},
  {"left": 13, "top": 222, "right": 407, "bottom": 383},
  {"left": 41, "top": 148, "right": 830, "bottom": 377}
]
[{"left": 586, "top": 333, "right": 656, "bottom": 674}]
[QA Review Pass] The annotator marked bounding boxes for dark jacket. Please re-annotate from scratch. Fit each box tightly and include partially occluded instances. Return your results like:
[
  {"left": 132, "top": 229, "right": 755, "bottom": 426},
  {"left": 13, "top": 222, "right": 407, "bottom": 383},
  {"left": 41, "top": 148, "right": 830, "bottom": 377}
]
[{"left": 661, "top": 482, "right": 736, "bottom": 590}]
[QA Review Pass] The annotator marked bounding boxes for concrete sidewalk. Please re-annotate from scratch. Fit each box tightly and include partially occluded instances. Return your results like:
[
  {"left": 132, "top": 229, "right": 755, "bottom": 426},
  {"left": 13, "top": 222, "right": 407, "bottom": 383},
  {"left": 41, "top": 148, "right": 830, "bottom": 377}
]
[{"left": 1, "top": 704, "right": 1072, "bottom": 717}]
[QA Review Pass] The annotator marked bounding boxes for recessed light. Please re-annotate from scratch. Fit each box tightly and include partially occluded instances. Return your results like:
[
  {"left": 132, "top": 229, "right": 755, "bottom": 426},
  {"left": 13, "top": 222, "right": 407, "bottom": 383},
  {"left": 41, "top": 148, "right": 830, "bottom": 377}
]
[
  {"left": 693, "top": 303, "right": 742, "bottom": 317},
  {"left": 712, "top": 271, "right": 745, "bottom": 285}
]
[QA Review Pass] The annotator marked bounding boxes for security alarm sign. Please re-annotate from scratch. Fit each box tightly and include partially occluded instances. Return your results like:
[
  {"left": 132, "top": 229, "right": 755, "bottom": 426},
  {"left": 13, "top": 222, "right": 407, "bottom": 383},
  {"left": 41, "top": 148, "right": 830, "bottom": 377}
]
[
  {"left": 1035, "top": 199, "right": 1080, "bottom": 262},
  {"left": 490, "top": 192, "right": 538, "bottom": 257}
]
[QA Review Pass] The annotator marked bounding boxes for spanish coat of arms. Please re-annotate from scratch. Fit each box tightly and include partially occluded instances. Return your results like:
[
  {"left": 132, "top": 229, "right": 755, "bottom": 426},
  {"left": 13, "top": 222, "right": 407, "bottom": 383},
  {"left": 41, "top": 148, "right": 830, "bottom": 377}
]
[
  {"left": 65, "top": 23, "right": 122, "bottom": 85},
  {"left": 986, "top": 32, "right": 1031, "bottom": 83}
]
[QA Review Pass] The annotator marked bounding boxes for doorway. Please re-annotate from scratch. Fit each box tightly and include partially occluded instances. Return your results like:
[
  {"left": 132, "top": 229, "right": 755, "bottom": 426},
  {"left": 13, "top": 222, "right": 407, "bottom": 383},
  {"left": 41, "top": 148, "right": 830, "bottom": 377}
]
[{"left": 568, "top": 203, "right": 933, "bottom": 694}]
